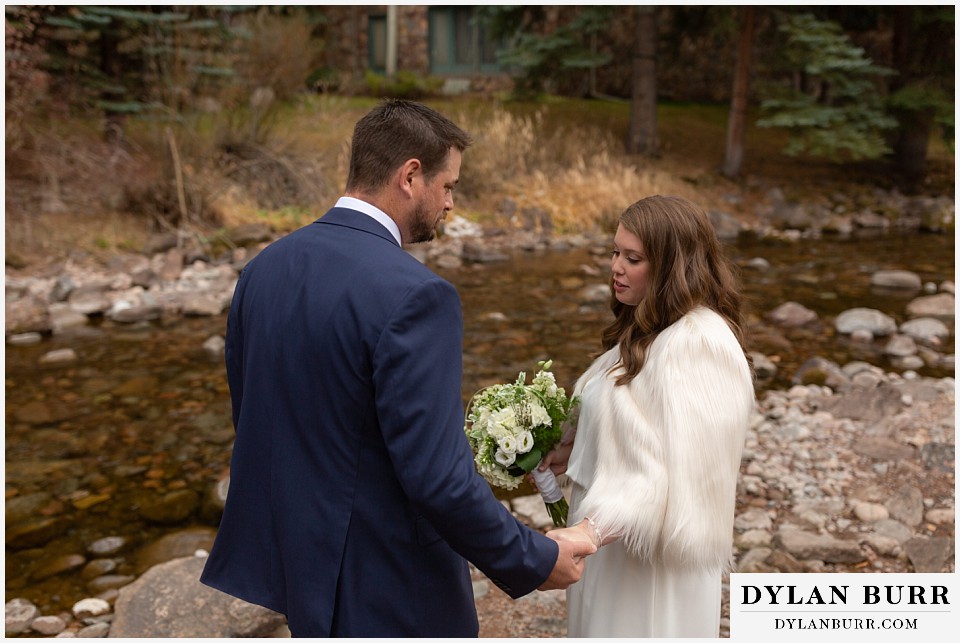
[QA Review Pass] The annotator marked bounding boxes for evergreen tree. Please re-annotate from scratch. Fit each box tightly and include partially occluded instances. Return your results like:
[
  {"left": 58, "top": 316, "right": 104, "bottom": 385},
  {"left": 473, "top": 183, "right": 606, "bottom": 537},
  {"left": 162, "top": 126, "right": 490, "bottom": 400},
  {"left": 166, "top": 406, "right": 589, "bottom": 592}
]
[{"left": 755, "top": 12, "right": 897, "bottom": 161}]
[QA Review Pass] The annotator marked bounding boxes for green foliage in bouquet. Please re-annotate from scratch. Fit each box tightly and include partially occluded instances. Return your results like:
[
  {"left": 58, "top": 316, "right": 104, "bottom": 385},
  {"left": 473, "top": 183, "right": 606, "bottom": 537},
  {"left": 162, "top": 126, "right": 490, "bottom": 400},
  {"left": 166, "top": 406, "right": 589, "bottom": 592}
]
[{"left": 465, "top": 360, "right": 578, "bottom": 491}]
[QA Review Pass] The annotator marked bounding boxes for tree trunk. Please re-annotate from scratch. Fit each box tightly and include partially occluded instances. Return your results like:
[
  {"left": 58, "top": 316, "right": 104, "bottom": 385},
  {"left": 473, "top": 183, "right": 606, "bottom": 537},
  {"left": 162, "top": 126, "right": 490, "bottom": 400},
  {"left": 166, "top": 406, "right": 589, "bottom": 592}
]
[
  {"left": 99, "top": 26, "right": 126, "bottom": 146},
  {"left": 888, "top": 6, "right": 952, "bottom": 187},
  {"left": 892, "top": 107, "right": 935, "bottom": 188},
  {"left": 721, "top": 6, "right": 755, "bottom": 179},
  {"left": 626, "top": 6, "right": 657, "bottom": 155}
]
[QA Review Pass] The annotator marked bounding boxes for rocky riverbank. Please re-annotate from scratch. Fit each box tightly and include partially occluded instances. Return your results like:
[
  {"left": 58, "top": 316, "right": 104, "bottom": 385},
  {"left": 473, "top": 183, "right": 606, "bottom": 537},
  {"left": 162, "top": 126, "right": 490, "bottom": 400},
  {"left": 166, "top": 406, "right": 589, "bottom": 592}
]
[
  {"left": 5, "top": 189, "right": 955, "bottom": 637},
  {"left": 6, "top": 361, "right": 953, "bottom": 637}
]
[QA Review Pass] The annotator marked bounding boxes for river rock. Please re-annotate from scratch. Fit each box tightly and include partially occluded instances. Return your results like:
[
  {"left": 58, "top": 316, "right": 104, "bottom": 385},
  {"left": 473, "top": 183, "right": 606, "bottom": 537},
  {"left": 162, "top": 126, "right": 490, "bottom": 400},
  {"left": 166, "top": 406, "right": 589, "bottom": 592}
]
[
  {"left": 734, "top": 508, "right": 772, "bottom": 531},
  {"left": 579, "top": 284, "right": 609, "bottom": 303},
  {"left": 68, "top": 289, "right": 112, "bottom": 316},
  {"left": 13, "top": 400, "right": 75, "bottom": 427},
  {"left": 905, "top": 293, "right": 955, "bottom": 324},
  {"left": 5, "top": 296, "right": 51, "bottom": 334},
  {"left": 49, "top": 302, "right": 91, "bottom": 334},
  {"left": 765, "top": 301, "right": 818, "bottom": 328},
  {"left": 181, "top": 295, "right": 226, "bottom": 317},
  {"left": 108, "top": 304, "right": 163, "bottom": 324},
  {"left": 6, "top": 598, "right": 40, "bottom": 635},
  {"left": 750, "top": 352, "right": 777, "bottom": 379},
  {"left": 745, "top": 257, "right": 771, "bottom": 271},
  {"left": 903, "top": 536, "right": 954, "bottom": 572},
  {"left": 462, "top": 240, "right": 509, "bottom": 263},
  {"left": 777, "top": 529, "right": 865, "bottom": 563},
  {"left": 899, "top": 317, "right": 951, "bottom": 346},
  {"left": 202, "top": 335, "right": 226, "bottom": 358},
  {"left": 30, "top": 615, "right": 67, "bottom": 635},
  {"left": 818, "top": 381, "right": 904, "bottom": 422},
  {"left": 39, "top": 348, "right": 79, "bottom": 364},
  {"left": 870, "top": 270, "right": 922, "bottom": 290},
  {"left": 852, "top": 501, "right": 889, "bottom": 523},
  {"left": 884, "top": 484, "right": 924, "bottom": 527},
  {"left": 7, "top": 332, "right": 43, "bottom": 345},
  {"left": 31, "top": 553, "right": 87, "bottom": 581},
  {"left": 872, "top": 519, "right": 914, "bottom": 544},
  {"left": 792, "top": 357, "right": 850, "bottom": 390},
  {"left": 82, "top": 558, "right": 119, "bottom": 580},
  {"left": 709, "top": 210, "right": 742, "bottom": 240},
  {"left": 79, "top": 621, "right": 112, "bottom": 637},
  {"left": 138, "top": 489, "right": 200, "bottom": 524},
  {"left": 154, "top": 248, "right": 185, "bottom": 283},
  {"left": 133, "top": 527, "right": 217, "bottom": 573},
  {"left": 924, "top": 510, "right": 953, "bottom": 528},
  {"left": 882, "top": 334, "right": 917, "bottom": 357},
  {"left": 201, "top": 476, "right": 230, "bottom": 520},
  {"left": 88, "top": 536, "right": 130, "bottom": 557},
  {"left": 862, "top": 534, "right": 901, "bottom": 557},
  {"left": 835, "top": 307, "right": 897, "bottom": 336},
  {"left": 73, "top": 597, "right": 111, "bottom": 619},
  {"left": 851, "top": 436, "right": 915, "bottom": 462},
  {"left": 87, "top": 574, "right": 136, "bottom": 594},
  {"left": 5, "top": 491, "right": 55, "bottom": 524},
  {"left": 110, "top": 555, "right": 286, "bottom": 638},
  {"left": 5, "top": 516, "right": 70, "bottom": 549},
  {"left": 736, "top": 529, "right": 773, "bottom": 548}
]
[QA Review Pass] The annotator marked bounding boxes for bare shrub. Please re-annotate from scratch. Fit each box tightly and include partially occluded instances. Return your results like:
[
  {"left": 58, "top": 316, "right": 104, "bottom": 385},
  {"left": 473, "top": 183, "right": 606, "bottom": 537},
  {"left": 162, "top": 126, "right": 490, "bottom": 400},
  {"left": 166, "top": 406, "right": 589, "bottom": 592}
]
[
  {"left": 455, "top": 104, "right": 702, "bottom": 232},
  {"left": 233, "top": 8, "right": 325, "bottom": 101}
]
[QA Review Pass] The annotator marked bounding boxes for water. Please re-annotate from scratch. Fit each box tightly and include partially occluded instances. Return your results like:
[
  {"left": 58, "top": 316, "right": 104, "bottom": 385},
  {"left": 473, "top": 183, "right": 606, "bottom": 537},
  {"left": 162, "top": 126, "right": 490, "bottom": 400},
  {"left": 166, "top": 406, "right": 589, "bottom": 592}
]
[{"left": 4, "top": 231, "right": 954, "bottom": 611}]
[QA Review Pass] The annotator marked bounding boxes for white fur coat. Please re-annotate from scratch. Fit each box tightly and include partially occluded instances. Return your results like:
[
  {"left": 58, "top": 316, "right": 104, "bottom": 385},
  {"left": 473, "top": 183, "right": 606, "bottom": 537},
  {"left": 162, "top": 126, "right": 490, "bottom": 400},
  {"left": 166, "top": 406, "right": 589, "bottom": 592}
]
[{"left": 566, "top": 306, "right": 755, "bottom": 572}]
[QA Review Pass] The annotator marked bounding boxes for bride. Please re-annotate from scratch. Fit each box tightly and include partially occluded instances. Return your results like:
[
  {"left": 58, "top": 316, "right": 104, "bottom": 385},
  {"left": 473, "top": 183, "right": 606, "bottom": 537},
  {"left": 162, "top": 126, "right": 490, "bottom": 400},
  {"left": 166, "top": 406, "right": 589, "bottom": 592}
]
[{"left": 540, "top": 195, "right": 755, "bottom": 637}]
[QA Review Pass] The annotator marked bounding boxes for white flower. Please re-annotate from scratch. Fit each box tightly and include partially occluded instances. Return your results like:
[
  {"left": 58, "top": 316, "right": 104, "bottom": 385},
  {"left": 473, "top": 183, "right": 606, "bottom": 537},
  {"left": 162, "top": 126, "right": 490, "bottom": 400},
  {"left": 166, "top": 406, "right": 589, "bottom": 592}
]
[
  {"left": 495, "top": 449, "right": 517, "bottom": 466},
  {"left": 533, "top": 370, "right": 558, "bottom": 396},
  {"left": 518, "top": 430, "right": 534, "bottom": 453},
  {"left": 490, "top": 407, "right": 517, "bottom": 434},
  {"left": 528, "top": 401, "right": 552, "bottom": 428},
  {"left": 497, "top": 434, "right": 518, "bottom": 454}
]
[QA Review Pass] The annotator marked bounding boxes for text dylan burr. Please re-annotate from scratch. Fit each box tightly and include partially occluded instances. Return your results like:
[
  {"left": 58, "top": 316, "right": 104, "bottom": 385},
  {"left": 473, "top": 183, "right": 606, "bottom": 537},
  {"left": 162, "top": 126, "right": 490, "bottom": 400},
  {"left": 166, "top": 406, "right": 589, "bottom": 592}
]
[{"left": 741, "top": 584, "right": 949, "bottom": 606}]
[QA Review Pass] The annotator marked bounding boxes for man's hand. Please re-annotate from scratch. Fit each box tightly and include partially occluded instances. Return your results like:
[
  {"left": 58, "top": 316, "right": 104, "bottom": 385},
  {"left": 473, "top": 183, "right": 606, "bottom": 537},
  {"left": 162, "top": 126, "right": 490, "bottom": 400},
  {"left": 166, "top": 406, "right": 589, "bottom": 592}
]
[{"left": 537, "top": 534, "right": 596, "bottom": 591}]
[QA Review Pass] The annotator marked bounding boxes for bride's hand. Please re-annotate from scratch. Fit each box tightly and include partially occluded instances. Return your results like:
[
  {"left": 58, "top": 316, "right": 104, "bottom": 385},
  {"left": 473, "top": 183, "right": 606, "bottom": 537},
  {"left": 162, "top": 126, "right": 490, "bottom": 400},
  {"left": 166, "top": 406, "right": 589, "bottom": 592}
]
[
  {"left": 538, "top": 442, "right": 573, "bottom": 477},
  {"left": 547, "top": 521, "right": 599, "bottom": 550}
]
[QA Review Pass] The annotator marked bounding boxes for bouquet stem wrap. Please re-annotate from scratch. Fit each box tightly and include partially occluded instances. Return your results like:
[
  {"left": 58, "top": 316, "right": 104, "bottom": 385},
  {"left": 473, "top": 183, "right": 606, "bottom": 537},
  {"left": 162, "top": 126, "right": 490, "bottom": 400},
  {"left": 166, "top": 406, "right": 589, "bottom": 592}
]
[{"left": 529, "top": 466, "right": 568, "bottom": 527}]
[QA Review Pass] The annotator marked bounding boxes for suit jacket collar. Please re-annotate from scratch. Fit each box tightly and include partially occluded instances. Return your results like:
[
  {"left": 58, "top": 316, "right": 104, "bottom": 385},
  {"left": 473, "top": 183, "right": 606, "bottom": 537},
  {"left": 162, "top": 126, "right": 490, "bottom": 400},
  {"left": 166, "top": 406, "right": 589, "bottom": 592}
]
[{"left": 317, "top": 207, "right": 401, "bottom": 247}]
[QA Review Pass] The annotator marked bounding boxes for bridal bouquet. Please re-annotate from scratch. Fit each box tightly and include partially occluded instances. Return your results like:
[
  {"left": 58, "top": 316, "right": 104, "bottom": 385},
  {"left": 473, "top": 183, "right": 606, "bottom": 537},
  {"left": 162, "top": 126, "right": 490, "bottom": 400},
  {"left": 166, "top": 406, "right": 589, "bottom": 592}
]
[{"left": 464, "top": 360, "right": 579, "bottom": 527}]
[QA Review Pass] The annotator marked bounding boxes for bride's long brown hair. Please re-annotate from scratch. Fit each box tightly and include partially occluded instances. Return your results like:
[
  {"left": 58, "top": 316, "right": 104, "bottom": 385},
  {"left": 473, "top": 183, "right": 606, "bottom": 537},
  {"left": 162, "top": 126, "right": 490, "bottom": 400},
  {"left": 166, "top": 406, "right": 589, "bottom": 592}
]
[{"left": 600, "top": 195, "right": 751, "bottom": 386}]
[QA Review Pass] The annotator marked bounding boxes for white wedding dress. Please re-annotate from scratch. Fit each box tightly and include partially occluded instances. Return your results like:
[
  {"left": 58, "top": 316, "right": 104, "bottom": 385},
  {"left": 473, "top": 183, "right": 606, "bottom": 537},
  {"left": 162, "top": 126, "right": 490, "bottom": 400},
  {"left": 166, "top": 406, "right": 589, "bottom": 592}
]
[
  {"left": 562, "top": 308, "right": 753, "bottom": 638},
  {"left": 566, "top": 481, "right": 722, "bottom": 637}
]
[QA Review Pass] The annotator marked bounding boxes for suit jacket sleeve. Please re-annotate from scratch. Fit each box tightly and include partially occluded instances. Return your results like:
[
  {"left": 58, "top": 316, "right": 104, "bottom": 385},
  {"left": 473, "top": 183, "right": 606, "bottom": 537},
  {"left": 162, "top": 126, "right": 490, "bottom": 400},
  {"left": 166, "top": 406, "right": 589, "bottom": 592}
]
[{"left": 372, "top": 276, "right": 557, "bottom": 596}]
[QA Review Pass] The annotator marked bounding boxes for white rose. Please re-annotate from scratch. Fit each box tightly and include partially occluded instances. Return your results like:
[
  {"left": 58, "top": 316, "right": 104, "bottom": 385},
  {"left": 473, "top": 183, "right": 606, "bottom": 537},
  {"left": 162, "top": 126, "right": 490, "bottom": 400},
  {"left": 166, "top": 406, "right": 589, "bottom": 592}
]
[
  {"left": 517, "top": 430, "right": 534, "bottom": 453},
  {"left": 497, "top": 434, "right": 518, "bottom": 454},
  {"left": 491, "top": 406, "right": 518, "bottom": 431},
  {"left": 495, "top": 449, "right": 517, "bottom": 466}
]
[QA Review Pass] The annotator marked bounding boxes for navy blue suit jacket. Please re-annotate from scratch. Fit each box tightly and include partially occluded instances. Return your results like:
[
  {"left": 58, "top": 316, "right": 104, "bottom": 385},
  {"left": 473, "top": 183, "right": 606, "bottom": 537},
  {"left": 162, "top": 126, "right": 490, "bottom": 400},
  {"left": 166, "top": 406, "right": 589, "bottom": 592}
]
[{"left": 200, "top": 207, "right": 558, "bottom": 636}]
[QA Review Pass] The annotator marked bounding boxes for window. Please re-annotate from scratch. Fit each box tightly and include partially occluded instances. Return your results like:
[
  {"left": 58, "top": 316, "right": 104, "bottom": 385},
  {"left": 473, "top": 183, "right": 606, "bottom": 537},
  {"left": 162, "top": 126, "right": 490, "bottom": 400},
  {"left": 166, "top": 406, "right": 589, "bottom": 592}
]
[
  {"left": 368, "top": 14, "right": 386, "bottom": 73},
  {"left": 429, "top": 7, "right": 501, "bottom": 74}
]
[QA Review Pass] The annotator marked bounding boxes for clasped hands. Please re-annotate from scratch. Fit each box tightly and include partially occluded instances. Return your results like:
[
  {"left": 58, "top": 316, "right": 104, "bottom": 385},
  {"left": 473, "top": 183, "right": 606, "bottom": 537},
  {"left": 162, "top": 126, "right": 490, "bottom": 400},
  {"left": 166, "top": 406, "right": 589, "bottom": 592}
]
[{"left": 535, "top": 441, "right": 600, "bottom": 591}]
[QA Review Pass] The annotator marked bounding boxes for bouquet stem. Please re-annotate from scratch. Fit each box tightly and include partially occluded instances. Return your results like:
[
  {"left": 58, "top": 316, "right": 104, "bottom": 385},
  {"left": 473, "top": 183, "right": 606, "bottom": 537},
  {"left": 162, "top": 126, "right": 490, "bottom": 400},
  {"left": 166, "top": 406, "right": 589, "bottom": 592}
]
[{"left": 529, "top": 467, "right": 568, "bottom": 527}]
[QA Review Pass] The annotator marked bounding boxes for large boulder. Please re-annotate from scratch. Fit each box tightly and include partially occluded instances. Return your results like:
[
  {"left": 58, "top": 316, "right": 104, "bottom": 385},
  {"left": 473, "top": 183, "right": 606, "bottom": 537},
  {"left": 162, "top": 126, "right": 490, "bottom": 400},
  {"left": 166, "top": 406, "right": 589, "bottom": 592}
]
[{"left": 109, "top": 555, "right": 287, "bottom": 637}]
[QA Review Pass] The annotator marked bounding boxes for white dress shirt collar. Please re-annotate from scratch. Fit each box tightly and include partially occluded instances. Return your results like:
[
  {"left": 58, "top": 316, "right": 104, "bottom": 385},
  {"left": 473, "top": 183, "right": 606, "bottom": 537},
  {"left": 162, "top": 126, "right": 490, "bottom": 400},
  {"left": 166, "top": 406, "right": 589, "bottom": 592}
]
[{"left": 335, "top": 196, "right": 402, "bottom": 245}]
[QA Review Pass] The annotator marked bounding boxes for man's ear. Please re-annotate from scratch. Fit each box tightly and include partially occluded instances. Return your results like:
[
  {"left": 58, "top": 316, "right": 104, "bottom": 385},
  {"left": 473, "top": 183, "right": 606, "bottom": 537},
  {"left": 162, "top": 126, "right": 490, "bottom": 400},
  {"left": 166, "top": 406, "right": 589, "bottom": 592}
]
[{"left": 398, "top": 158, "right": 422, "bottom": 197}]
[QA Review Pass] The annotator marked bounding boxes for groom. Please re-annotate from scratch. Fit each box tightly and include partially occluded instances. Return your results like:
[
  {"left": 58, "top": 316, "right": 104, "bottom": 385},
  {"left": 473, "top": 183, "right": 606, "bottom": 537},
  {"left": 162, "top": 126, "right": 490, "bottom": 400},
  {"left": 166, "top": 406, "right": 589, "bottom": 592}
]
[{"left": 199, "top": 99, "right": 594, "bottom": 636}]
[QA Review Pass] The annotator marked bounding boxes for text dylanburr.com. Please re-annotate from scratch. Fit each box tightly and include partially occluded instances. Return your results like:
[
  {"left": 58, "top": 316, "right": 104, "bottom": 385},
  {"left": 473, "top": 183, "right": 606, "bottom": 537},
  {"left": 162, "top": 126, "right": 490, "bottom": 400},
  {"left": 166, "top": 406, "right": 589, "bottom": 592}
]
[{"left": 730, "top": 573, "right": 958, "bottom": 639}]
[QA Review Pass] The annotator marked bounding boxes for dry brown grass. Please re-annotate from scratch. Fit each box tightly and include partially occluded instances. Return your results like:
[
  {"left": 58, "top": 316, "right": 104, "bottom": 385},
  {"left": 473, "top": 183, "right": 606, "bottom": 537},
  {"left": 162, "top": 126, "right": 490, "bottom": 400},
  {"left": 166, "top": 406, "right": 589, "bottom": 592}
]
[
  {"left": 5, "top": 94, "right": 953, "bottom": 267},
  {"left": 450, "top": 103, "right": 715, "bottom": 232}
]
